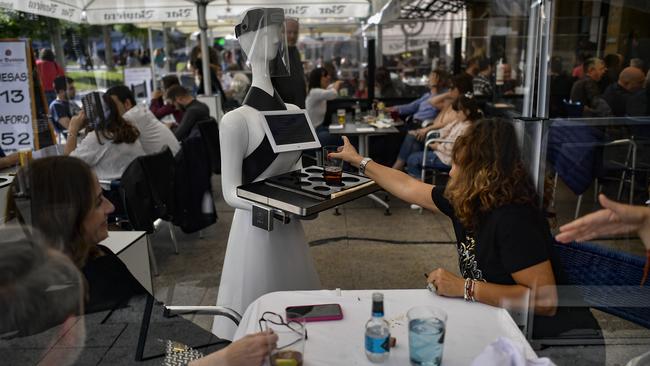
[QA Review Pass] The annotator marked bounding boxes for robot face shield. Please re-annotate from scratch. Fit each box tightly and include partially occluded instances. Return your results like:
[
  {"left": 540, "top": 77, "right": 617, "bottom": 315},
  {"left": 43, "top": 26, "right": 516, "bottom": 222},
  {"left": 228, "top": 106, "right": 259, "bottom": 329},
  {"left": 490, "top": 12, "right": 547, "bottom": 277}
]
[{"left": 236, "top": 8, "right": 290, "bottom": 78}]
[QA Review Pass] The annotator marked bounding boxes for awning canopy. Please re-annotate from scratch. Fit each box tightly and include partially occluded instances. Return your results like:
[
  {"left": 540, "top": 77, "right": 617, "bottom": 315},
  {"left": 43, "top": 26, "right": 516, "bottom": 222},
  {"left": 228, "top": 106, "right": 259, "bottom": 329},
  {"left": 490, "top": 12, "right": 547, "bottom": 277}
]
[
  {"left": 0, "top": 0, "right": 370, "bottom": 24},
  {"left": 368, "top": 0, "right": 468, "bottom": 25}
]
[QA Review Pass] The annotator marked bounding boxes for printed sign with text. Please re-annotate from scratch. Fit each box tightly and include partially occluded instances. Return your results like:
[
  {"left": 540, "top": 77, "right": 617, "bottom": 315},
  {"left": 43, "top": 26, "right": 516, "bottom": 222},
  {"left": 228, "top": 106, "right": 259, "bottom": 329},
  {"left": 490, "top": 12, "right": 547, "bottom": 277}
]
[{"left": 0, "top": 41, "right": 34, "bottom": 152}]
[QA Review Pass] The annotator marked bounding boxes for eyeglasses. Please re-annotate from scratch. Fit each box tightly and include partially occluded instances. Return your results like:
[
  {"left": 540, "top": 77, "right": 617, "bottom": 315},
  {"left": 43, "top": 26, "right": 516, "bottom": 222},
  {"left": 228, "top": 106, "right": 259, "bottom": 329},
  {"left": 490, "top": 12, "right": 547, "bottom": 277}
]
[{"left": 258, "top": 311, "right": 307, "bottom": 350}]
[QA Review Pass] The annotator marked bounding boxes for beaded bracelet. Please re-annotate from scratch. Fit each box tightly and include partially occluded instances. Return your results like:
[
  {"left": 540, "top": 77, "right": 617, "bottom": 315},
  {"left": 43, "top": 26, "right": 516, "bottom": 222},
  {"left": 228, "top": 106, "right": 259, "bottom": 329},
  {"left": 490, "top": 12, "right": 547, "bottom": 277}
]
[
  {"left": 468, "top": 279, "right": 476, "bottom": 302},
  {"left": 464, "top": 278, "right": 476, "bottom": 302},
  {"left": 463, "top": 278, "right": 472, "bottom": 302}
]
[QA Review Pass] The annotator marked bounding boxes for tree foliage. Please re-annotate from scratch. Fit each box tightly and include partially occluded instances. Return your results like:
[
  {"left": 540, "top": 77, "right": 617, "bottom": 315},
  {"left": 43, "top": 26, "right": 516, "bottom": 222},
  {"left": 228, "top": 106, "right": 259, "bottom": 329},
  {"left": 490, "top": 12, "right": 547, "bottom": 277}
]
[
  {"left": 114, "top": 24, "right": 148, "bottom": 43},
  {"left": 0, "top": 10, "right": 52, "bottom": 40}
]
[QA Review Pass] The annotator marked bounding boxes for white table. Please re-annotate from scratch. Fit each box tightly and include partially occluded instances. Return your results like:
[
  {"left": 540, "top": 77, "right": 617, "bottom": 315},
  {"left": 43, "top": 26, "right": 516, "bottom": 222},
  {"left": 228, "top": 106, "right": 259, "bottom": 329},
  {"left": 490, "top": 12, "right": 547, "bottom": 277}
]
[
  {"left": 100, "top": 231, "right": 152, "bottom": 295},
  {"left": 234, "top": 289, "right": 536, "bottom": 366}
]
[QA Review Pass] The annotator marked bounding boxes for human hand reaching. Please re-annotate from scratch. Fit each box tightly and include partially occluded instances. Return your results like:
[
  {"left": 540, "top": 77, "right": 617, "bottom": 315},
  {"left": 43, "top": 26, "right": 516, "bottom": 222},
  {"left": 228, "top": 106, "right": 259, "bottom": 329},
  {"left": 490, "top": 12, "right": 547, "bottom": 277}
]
[
  {"left": 556, "top": 194, "right": 650, "bottom": 250},
  {"left": 189, "top": 331, "right": 278, "bottom": 366},
  {"left": 328, "top": 136, "right": 362, "bottom": 168}
]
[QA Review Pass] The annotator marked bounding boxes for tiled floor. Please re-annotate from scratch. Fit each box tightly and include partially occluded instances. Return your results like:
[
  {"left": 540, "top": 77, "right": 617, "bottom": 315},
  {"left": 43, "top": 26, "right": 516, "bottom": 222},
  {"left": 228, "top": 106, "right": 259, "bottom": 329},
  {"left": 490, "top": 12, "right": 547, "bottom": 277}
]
[{"left": 148, "top": 175, "right": 649, "bottom": 366}]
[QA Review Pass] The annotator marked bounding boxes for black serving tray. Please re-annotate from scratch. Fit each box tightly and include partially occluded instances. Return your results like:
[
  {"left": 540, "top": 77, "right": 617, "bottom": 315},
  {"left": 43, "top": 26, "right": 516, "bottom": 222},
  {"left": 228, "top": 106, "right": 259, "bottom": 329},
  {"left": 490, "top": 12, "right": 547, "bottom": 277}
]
[{"left": 237, "top": 167, "right": 379, "bottom": 217}]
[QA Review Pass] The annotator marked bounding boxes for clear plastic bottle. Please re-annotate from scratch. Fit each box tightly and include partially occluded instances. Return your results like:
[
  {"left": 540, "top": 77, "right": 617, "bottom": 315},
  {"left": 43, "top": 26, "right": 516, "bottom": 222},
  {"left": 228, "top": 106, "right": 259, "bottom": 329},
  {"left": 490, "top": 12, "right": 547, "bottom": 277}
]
[
  {"left": 496, "top": 58, "right": 505, "bottom": 86},
  {"left": 365, "top": 292, "right": 390, "bottom": 363},
  {"left": 354, "top": 101, "right": 362, "bottom": 124}
]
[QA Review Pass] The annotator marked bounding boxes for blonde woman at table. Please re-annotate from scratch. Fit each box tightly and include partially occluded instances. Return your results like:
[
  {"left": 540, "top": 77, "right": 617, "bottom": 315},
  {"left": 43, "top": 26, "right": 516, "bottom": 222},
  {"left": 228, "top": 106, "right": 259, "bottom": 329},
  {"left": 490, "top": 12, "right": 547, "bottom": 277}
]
[
  {"left": 404, "top": 94, "right": 481, "bottom": 178},
  {"left": 396, "top": 73, "right": 473, "bottom": 149},
  {"left": 330, "top": 118, "right": 603, "bottom": 343}
]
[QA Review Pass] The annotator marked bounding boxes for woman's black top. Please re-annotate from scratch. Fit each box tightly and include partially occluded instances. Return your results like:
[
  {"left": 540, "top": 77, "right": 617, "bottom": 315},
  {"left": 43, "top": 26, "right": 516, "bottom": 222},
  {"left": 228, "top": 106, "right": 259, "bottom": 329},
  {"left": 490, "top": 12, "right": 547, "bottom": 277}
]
[
  {"left": 82, "top": 244, "right": 146, "bottom": 314},
  {"left": 431, "top": 186, "right": 602, "bottom": 339}
]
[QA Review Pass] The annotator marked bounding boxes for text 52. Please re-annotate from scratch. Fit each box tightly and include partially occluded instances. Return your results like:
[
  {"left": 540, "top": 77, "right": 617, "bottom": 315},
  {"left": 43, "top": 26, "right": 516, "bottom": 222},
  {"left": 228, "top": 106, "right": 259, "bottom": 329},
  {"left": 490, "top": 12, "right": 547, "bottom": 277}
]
[{"left": 2, "top": 132, "right": 30, "bottom": 146}]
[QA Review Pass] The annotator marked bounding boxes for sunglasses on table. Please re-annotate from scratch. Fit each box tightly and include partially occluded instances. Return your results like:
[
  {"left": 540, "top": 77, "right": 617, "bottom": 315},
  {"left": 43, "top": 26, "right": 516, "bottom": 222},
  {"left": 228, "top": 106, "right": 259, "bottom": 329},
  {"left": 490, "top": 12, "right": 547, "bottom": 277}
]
[{"left": 258, "top": 311, "right": 308, "bottom": 350}]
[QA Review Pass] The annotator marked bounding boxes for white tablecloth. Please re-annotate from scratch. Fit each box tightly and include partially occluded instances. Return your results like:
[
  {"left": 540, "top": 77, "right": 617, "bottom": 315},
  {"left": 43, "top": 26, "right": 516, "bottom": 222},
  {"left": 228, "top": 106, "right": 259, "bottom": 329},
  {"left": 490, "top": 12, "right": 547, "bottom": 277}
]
[{"left": 234, "top": 289, "right": 537, "bottom": 366}]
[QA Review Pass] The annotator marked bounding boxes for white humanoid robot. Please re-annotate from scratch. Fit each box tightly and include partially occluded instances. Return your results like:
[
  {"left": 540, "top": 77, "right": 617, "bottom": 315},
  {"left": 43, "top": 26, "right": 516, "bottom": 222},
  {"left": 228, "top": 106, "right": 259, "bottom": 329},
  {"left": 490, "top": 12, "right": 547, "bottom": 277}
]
[{"left": 213, "top": 8, "right": 321, "bottom": 338}]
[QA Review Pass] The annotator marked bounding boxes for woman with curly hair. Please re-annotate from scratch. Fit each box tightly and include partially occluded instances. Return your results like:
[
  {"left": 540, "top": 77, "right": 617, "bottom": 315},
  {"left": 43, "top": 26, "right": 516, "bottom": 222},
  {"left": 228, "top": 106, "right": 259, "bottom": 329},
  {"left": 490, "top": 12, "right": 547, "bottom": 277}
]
[{"left": 331, "top": 118, "right": 602, "bottom": 342}]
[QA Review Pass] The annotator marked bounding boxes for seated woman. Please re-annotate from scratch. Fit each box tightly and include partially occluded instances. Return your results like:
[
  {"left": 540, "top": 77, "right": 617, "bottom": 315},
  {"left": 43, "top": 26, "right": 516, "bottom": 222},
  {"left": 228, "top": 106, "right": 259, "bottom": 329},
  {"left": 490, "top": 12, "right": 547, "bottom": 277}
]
[
  {"left": 405, "top": 94, "right": 482, "bottom": 178},
  {"left": 64, "top": 92, "right": 145, "bottom": 181},
  {"left": 305, "top": 67, "right": 343, "bottom": 146},
  {"left": 331, "top": 119, "right": 603, "bottom": 342},
  {"left": 392, "top": 74, "right": 473, "bottom": 170},
  {"left": 7, "top": 156, "right": 145, "bottom": 313},
  {"left": 3, "top": 184, "right": 277, "bottom": 366},
  {"left": 388, "top": 69, "right": 450, "bottom": 128}
]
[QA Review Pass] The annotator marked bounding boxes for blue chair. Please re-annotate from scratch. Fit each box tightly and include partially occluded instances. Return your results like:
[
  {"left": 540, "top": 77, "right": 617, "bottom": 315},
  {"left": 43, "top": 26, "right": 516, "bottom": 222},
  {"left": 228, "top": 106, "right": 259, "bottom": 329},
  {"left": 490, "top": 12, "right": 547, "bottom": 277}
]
[{"left": 553, "top": 242, "right": 650, "bottom": 329}]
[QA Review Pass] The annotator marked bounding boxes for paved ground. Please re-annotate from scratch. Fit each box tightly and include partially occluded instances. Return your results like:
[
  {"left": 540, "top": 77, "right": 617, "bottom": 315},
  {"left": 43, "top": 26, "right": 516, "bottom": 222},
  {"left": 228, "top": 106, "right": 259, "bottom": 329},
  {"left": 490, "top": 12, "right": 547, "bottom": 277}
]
[{"left": 148, "top": 175, "right": 649, "bottom": 366}]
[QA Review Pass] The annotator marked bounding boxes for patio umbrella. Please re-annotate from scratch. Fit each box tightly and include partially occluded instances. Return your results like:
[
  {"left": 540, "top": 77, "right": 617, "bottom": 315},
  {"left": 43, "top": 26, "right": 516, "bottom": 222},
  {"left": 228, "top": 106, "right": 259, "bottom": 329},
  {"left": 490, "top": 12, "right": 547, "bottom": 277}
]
[{"left": 1, "top": 0, "right": 370, "bottom": 96}]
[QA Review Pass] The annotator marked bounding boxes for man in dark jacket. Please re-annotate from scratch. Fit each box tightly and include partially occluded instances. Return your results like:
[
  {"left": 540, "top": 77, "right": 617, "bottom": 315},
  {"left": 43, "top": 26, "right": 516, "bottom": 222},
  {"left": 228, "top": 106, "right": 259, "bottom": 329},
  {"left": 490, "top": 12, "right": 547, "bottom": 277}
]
[
  {"left": 570, "top": 57, "right": 610, "bottom": 117},
  {"left": 271, "top": 18, "right": 307, "bottom": 108},
  {"left": 166, "top": 85, "right": 211, "bottom": 141},
  {"left": 602, "top": 66, "right": 645, "bottom": 116}
]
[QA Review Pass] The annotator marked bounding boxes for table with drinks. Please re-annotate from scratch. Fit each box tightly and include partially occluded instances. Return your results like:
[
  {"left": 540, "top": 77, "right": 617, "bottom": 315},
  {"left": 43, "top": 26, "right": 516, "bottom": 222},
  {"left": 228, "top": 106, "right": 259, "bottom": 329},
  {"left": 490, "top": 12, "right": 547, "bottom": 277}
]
[{"left": 234, "top": 289, "right": 536, "bottom": 366}]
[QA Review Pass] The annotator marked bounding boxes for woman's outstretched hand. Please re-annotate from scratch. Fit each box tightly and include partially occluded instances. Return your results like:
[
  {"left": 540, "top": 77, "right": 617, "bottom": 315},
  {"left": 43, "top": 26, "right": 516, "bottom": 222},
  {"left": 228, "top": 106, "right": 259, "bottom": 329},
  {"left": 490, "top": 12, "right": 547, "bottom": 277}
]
[
  {"left": 329, "top": 136, "right": 363, "bottom": 168},
  {"left": 556, "top": 194, "right": 650, "bottom": 250}
]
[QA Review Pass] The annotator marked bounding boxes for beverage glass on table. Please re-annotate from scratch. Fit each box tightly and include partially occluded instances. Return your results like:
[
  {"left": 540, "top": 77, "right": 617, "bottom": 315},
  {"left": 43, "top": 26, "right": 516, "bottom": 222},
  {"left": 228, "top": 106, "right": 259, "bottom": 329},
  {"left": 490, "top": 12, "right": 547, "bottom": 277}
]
[
  {"left": 264, "top": 312, "right": 306, "bottom": 366},
  {"left": 337, "top": 109, "right": 346, "bottom": 125},
  {"left": 407, "top": 306, "right": 446, "bottom": 366},
  {"left": 18, "top": 149, "right": 32, "bottom": 167},
  {"left": 322, "top": 146, "right": 343, "bottom": 183}
]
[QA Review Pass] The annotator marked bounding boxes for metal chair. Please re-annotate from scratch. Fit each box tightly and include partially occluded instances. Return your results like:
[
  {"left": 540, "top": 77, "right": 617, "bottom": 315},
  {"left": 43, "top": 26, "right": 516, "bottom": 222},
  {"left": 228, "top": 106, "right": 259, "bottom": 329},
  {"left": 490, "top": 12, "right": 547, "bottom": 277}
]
[
  {"left": 420, "top": 129, "right": 453, "bottom": 185},
  {"left": 572, "top": 138, "right": 640, "bottom": 219},
  {"left": 412, "top": 131, "right": 453, "bottom": 213},
  {"left": 549, "top": 133, "right": 643, "bottom": 219},
  {"left": 136, "top": 289, "right": 242, "bottom": 361}
]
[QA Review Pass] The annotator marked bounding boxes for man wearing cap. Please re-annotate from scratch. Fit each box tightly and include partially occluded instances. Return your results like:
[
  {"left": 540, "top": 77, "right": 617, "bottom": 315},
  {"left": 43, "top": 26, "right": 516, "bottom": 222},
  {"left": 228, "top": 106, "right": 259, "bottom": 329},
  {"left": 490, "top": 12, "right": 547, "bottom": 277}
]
[{"left": 271, "top": 18, "right": 307, "bottom": 108}]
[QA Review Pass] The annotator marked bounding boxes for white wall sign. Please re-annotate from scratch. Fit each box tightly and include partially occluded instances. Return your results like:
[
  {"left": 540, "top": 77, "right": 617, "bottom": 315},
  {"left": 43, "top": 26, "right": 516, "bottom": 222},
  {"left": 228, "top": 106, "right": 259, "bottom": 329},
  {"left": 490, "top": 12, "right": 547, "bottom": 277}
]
[
  {"left": 123, "top": 67, "right": 153, "bottom": 103},
  {"left": 0, "top": 41, "right": 36, "bottom": 152}
]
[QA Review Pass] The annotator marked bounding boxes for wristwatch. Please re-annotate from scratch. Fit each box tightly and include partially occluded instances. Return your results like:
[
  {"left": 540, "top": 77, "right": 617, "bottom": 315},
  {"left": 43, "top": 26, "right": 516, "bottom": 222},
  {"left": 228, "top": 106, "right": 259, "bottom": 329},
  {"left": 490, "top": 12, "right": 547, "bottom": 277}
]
[{"left": 359, "top": 157, "right": 373, "bottom": 175}]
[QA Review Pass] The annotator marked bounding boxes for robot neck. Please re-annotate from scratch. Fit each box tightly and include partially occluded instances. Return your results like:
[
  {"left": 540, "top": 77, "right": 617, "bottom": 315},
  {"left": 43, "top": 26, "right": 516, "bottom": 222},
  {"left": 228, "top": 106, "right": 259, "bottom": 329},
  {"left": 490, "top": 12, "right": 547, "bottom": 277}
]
[{"left": 250, "top": 61, "right": 274, "bottom": 96}]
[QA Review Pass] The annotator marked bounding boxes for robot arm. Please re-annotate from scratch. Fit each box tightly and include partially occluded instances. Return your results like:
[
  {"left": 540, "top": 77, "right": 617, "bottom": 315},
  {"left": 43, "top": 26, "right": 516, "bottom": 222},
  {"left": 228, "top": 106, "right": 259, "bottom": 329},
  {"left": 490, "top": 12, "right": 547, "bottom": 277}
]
[{"left": 219, "top": 110, "right": 254, "bottom": 211}]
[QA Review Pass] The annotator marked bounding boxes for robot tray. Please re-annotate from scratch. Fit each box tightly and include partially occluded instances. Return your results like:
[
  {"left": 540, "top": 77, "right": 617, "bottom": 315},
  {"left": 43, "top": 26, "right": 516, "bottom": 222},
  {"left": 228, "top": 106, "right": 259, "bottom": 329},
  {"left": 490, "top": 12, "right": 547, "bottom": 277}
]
[{"left": 237, "top": 167, "right": 379, "bottom": 217}]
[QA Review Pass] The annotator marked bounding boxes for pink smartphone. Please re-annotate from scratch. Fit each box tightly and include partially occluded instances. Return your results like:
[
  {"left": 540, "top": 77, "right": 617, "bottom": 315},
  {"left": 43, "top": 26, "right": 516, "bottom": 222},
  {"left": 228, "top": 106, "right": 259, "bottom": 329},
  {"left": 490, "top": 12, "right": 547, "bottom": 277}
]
[{"left": 286, "top": 304, "right": 343, "bottom": 322}]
